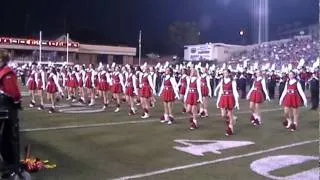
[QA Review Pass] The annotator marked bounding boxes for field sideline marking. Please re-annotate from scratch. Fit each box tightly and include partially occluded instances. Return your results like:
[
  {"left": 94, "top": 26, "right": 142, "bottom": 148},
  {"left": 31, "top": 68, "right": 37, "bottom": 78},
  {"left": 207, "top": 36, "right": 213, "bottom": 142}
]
[
  {"left": 111, "top": 139, "right": 319, "bottom": 180},
  {"left": 20, "top": 108, "right": 282, "bottom": 132}
]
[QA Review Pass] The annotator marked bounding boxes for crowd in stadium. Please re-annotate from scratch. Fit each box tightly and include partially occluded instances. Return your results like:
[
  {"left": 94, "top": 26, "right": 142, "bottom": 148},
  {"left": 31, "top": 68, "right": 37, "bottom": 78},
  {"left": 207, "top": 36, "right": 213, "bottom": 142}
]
[{"left": 230, "top": 35, "right": 319, "bottom": 68}]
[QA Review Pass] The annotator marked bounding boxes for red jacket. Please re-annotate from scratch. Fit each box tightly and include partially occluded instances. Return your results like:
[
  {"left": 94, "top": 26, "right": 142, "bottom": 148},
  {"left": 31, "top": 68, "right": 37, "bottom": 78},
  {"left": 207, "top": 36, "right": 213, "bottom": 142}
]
[{"left": 0, "top": 66, "right": 21, "bottom": 103}]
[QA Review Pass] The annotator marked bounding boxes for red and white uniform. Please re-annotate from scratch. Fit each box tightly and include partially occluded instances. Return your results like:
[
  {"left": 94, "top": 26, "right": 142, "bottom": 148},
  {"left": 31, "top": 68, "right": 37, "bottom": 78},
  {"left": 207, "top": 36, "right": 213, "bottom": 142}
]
[
  {"left": 27, "top": 70, "right": 37, "bottom": 90},
  {"left": 279, "top": 79, "right": 307, "bottom": 108},
  {"left": 125, "top": 73, "right": 138, "bottom": 97},
  {"left": 85, "top": 69, "right": 93, "bottom": 89},
  {"left": 216, "top": 78, "right": 239, "bottom": 110},
  {"left": 247, "top": 77, "right": 269, "bottom": 103},
  {"left": 98, "top": 70, "right": 110, "bottom": 91},
  {"left": 65, "top": 71, "right": 71, "bottom": 88},
  {"left": 69, "top": 71, "right": 79, "bottom": 88},
  {"left": 200, "top": 73, "right": 212, "bottom": 97},
  {"left": 178, "top": 74, "right": 187, "bottom": 95},
  {"left": 184, "top": 76, "right": 202, "bottom": 106},
  {"left": 93, "top": 71, "right": 99, "bottom": 89},
  {"left": 36, "top": 70, "right": 45, "bottom": 90},
  {"left": 159, "top": 75, "right": 179, "bottom": 102},
  {"left": 111, "top": 72, "right": 124, "bottom": 94},
  {"left": 139, "top": 73, "right": 155, "bottom": 98},
  {"left": 78, "top": 70, "right": 85, "bottom": 88},
  {"left": 46, "top": 73, "right": 63, "bottom": 94}
]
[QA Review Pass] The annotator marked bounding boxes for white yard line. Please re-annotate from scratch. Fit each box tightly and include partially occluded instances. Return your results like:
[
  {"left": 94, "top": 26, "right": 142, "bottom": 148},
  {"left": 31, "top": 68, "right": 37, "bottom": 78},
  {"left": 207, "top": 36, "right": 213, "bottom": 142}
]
[
  {"left": 20, "top": 108, "right": 282, "bottom": 132},
  {"left": 111, "top": 139, "right": 319, "bottom": 180}
]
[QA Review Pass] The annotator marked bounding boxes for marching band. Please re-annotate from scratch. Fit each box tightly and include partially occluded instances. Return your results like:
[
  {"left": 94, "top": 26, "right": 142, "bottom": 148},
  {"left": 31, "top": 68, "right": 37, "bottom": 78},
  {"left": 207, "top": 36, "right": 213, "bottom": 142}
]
[{"left": 19, "top": 60, "right": 318, "bottom": 136}]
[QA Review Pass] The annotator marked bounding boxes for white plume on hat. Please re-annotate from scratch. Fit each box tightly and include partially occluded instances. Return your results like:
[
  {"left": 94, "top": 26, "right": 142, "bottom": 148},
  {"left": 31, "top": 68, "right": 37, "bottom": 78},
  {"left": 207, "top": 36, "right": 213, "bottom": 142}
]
[
  {"left": 297, "top": 58, "right": 305, "bottom": 69},
  {"left": 313, "top": 57, "right": 319, "bottom": 69}
]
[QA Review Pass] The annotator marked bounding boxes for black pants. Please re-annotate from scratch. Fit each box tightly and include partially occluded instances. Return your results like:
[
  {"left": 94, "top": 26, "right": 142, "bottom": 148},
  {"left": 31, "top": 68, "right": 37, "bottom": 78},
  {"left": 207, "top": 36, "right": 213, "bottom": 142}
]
[
  {"left": 310, "top": 91, "right": 319, "bottom": 109},
  {"left": 279, "top": 83, "right": 285, "bottom": 99},
  {"left": 0, "top": 109, "right": 20, "bottom": 166},
  {"left": 268, "top": 85, "right": 275, "bottom": 99},
  {"left": 240, "top": 87, "right": 246, "bottom": 99}
]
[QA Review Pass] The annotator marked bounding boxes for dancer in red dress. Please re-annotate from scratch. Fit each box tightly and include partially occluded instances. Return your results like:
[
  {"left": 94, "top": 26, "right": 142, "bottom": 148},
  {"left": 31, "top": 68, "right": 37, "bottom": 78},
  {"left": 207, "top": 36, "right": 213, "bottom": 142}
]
[
  {"left": 216, "top": 69, "right": 239, "bottom": 136},
  {"left": 46, "top": 67, "right": 64, "bottom": 113},
  {"left": 199, "top": 68, "right": 212, "bottom": 117},
  {"left": 184, "top": 68, "right": 202, "bottom": 130},
  {"left": 84, "top": 64, "right": 95, "bottom": 105},
  {"left": 178, "top": 68, "right": 188, "bottom": 113},
  {"left": 26, "top": 63, "right": 38, "bottom": 107},
  {"left": 279, "top": 71, "right": 307, "bottom": 131},
  {"left": 111, "top": 66, "right": 125, "bottom": 112},
  {"left": 78, "top": 65, "right": 86, "bottom": 103},
  {"left": 247, "top": 70, "right": 270, "bottom": 126},
  {"left": 98, "top": 66, "right": 111, "bottom": 110},
  {"left": 139, "top": 67, "right": 156, "bottom": 119},
  {"left": 159, "top": 67, "right": 179, "bottom": 125},
  {"left": 69, "top": 67, "right": 80, "bottom": 102},
  {"left": 124, "top": 66, "right": 138, "bottom": 115}
]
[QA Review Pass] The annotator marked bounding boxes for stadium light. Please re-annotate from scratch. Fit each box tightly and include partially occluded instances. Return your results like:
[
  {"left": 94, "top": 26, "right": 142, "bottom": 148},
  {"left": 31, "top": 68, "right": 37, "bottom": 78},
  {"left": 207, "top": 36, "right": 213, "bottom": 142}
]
[{"left": 240, "top": 30, "right": 244, "bottom": 36}]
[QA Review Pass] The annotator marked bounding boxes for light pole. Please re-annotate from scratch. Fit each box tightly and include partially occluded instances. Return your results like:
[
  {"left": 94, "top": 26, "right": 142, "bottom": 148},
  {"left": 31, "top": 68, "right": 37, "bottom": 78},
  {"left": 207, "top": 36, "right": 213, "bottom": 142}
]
[{"left": 138, "top": 30, "right": 142, "bottom": 66}]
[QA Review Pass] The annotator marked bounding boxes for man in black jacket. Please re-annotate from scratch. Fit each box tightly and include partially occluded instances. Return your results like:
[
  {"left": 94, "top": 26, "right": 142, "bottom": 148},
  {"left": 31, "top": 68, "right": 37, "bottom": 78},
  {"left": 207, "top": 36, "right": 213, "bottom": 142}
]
[{"left": 309, "top": 71, "right": 319, "bottom": 110}]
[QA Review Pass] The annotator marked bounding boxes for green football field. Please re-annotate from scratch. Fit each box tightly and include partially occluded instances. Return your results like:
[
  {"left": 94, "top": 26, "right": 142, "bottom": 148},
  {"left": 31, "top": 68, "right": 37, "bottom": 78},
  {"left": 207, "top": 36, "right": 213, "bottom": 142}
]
[{"left": 18, "top": 93, "right": 319, "bottom": 180}]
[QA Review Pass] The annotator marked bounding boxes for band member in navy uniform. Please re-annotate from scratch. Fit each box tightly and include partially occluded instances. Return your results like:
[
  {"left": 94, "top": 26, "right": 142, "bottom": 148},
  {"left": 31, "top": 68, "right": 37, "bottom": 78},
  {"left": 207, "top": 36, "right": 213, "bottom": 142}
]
[
  {"left": 238, "top": 72, "right": 247, "bottom": 99},
  {"left": 298, "top": 67, "right": 308, "bottom": 91},
  {"left": 278, "top": 72, "right": 288, "bottom": 99},
  {"left": 267, "top": 70, "right": 277, "bottom": 99},
  {"left": 0, "top": 49, "right": 22, "bottom": 178},
  {"left": 309, "top": 71, "right": 319, "bottom": 110}
]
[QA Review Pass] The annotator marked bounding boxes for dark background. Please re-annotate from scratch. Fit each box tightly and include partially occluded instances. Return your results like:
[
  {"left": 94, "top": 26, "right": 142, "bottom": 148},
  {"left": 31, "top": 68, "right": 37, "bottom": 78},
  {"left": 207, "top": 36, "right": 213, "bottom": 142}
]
[{"left": 0, "top": 0, "right": 318, "bottom": 53}]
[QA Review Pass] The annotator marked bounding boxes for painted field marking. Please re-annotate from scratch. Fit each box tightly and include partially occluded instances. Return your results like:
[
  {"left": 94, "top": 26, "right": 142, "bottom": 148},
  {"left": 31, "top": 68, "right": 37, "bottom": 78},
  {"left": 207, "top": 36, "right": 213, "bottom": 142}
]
[
  {"left": 20, "top": 108, "right": 282, "bottom": 132},
  {"left": 111, "top": 139, "right": 319, "bottom": 180}
]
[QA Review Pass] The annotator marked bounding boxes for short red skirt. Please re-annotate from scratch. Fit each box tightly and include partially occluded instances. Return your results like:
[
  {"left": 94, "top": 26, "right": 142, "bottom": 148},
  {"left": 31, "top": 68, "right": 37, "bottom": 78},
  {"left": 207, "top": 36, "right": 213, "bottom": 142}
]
[
  {"left": 46, "top": 83, "right": 57, "bottom": 94},
  {"left": 249, "top": 90, "right": 264, "bottom": 103},
  {"left": 186, "top": 92, "right": 198, "bottom": 106},
  {"left": 125, "top": 87, "right": 134, "bottom": 96},
  {"left": 111, "top": 84, "right": 122, "bottom": 94},
  {"left": 179, "top": 86, "right": 186, "bottom": 95},
  {"left": 282, "top": 94, "right": 302, "bottom": 108},
  {"left": 99, "top": 81, "right": 109, "bottom": 91},
  {"left": 161, "top": 88, "right": 175, "bottom": 102},
  {"left": 218, "top": 95, "right": 235, "bottom": 110},
  {"left": 85, "top": 80, "right": 92, "bottom": 89},
  {"left": 201, "top": 86, "right": 209, "bottom": 97},
  {"left": 140, "top": 86, "right": 152, "bottom": 98},
  {"left": 69, "top": 79, "right": 78, "bottom": 88},
  {"left": 28, "top": 80, "right": 37, "bottom": 91}
]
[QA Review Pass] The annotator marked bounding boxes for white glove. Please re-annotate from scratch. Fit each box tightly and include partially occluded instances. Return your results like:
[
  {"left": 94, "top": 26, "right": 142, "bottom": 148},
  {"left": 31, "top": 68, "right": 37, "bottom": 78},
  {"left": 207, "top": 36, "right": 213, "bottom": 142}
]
[
  {"left": 279, "top": 101, "right": 282, "bottom": 106},
  {"left": 175, "top": 95, "right": 180, "bottom": 99},
  {"left": 235, "top": 102, "right": 240, "bottom": 110},
  {"left": 304, "top": 102, "right": 307, "bottom": 107},
  {"left": 266, "top": 96, "right": 271, "bottom": 102},
  {"left": 198, "top": 98, "right": 203, "bottom": 104}
]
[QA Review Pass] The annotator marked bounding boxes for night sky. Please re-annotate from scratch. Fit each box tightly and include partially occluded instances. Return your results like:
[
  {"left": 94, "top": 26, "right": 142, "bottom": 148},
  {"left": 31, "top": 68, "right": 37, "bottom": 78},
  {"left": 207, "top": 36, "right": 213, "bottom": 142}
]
[{"left": 0, "top": 0, "right": 318, "bottom": 53}]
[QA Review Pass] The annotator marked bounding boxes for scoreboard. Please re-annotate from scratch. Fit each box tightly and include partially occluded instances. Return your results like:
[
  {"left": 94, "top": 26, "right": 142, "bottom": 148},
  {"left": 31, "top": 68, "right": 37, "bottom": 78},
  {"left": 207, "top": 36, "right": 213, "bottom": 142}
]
[{"left": 0, "top": 37, "right": 79, "bottom": 48}]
